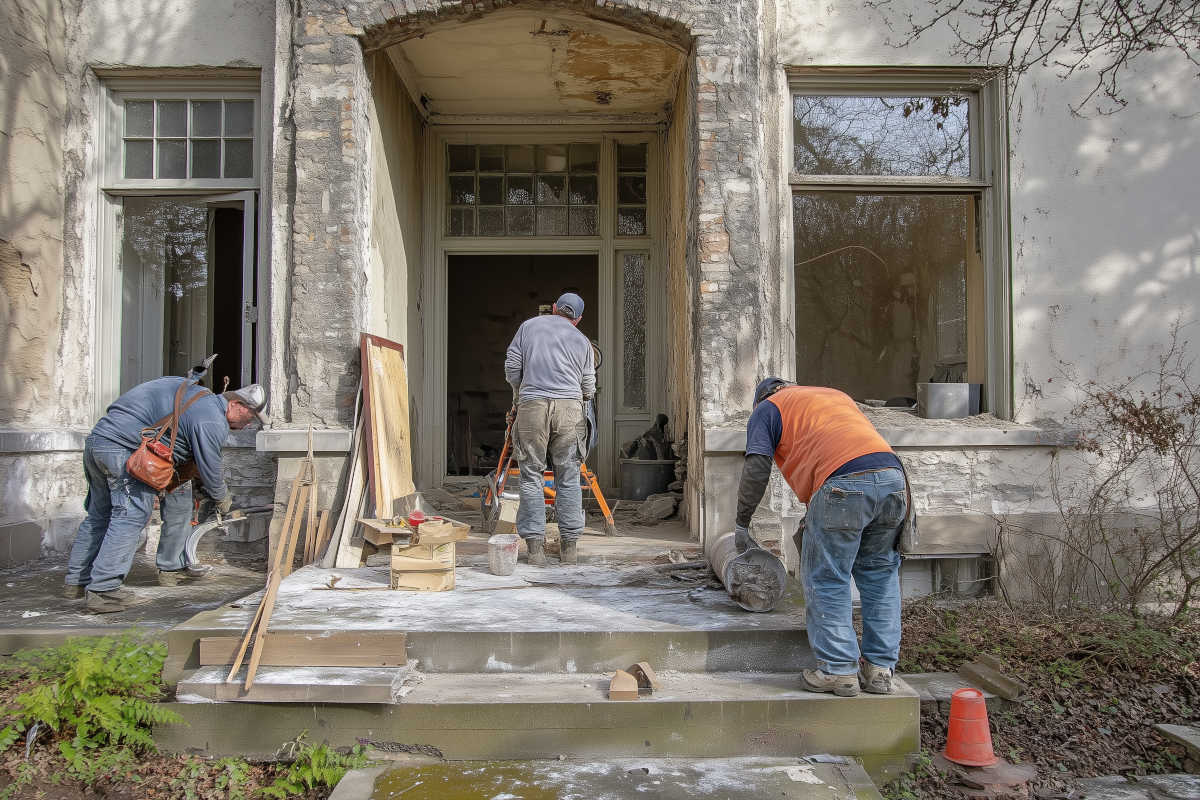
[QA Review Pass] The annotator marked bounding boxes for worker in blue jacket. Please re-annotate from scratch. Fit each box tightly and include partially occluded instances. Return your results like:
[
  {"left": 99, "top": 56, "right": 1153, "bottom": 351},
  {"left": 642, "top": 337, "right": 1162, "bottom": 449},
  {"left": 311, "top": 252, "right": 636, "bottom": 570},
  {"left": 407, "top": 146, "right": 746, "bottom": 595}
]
[{"left": 63, "top": 377, "right": 268, "bottom": 613}]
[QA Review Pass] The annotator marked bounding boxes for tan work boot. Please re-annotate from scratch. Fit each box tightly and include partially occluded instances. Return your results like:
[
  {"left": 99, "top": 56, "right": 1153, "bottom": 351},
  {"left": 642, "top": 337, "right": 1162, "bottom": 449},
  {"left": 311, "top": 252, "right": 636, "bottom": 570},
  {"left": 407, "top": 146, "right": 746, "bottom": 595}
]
[
  {"left": 559, "top": 540, "right": 578, "bottom": 565},
  {"left": 62, "top": 583, "right": 85, "bottom": 600},
  {"left": 157, "top": 564, "right": 213, "bottom": 586},
  {"left": 86, "top": 587, "right": 147, "bottom": 614},
  {"left": 859, "top": 660, "right": 895, "bottom": 694},
  {"left": 801, "top": 668, "right": 859, "bottom": 697},
  {"left": 527, "top": 539, "right": 547, "bottom": 567}
]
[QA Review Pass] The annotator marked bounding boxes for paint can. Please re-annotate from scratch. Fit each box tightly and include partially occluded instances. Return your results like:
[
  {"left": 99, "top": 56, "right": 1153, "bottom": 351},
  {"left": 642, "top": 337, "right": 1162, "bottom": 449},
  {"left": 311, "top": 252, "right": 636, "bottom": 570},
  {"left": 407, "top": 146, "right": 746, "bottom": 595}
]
[{"left": 487, "top": 533, "right": 521, "bottom": 576}]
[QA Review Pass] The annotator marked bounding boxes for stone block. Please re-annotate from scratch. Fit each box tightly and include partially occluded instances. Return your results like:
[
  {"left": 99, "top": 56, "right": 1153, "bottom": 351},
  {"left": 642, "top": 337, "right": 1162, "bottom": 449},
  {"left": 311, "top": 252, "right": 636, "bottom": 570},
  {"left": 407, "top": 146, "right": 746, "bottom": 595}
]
[{"left": 0, "top": 520, "right": 42, "bottom": 567}]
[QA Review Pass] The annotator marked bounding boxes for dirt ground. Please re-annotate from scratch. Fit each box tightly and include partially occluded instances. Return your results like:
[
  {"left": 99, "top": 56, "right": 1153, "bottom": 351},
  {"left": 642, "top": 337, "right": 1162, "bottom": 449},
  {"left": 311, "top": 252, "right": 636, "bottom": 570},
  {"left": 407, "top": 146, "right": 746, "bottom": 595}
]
[{"left": 885, "top": 598, "right": 1200, "bottom": 799}]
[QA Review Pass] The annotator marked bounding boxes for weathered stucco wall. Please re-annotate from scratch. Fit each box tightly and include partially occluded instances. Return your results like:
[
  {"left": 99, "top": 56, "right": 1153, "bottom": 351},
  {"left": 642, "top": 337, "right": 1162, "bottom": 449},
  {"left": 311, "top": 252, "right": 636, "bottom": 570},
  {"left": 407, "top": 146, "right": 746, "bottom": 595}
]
[
  {"left": 365, "top": 53, "right": 425, "bottom": 464},
  {"left": 1, "top": 1, "right": 72, "bottom": 429},
  {"left": 665, "top": 46, "right": 700, "bottom": 530},
  {"left": 777, "top": 0, "right": 1200, "bottom": 425}
]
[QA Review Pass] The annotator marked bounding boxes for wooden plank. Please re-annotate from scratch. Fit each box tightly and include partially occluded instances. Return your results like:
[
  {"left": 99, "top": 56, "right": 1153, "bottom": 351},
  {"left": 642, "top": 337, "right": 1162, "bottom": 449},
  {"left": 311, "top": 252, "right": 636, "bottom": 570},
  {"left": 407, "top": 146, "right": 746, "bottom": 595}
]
[
  {"left": 331, "top": 417, "right": 369, "bottom": 569},
  {"left": 225, "top": 464, "right": 306, "bottom": 683},
  {"left": 320, "top": 411, "right": 364, "bottom": 568},
  {"left": 313, "top": 510, "right": 332, "bottom": 560},
  {"left": 245, "top": 473, "right": 308, "bottom": 690},
  {"left": 199, "top": 633, "right": 407, "bottom": 667},
  {"left": 361, "top": 333, "right": 415, "bottom": 519}
]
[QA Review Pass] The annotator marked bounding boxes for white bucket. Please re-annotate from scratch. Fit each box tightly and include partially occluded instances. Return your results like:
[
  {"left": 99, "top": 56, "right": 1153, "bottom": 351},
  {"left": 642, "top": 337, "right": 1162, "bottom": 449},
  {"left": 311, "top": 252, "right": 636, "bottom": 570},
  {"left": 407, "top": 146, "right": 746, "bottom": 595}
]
[{"left": 487, "top": 533, "right": 521, "bottom": 576}]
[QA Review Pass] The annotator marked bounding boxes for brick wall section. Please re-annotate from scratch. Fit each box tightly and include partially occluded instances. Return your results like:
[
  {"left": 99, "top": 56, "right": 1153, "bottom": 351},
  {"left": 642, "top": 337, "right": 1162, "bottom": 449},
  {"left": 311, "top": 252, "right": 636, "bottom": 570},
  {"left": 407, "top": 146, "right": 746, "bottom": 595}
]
[{"left": 279, "top": 0, "right": 781, "bottom": 432}]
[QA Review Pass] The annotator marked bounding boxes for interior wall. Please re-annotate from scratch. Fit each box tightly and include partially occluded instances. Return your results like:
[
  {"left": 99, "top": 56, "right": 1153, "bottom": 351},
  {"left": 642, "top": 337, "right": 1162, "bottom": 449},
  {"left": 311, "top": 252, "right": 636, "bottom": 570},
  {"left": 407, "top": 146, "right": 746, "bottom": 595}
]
[
  {"left": 445, "top": 254, "right": 599, "bottom": 476},
  {"left": 665, "top": 47, "right": 699, "bottom": 529},
  {"left": 367, "top": 52, "right": 425, "bottom": 466}
]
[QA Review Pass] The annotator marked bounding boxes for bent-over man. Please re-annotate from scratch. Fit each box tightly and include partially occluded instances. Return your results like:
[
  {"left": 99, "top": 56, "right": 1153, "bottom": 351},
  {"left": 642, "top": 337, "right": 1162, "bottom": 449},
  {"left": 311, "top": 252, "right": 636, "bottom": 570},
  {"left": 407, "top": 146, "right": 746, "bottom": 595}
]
[
  {"left": 504, "top": 293, "right": 596, "bottom": 566},
  {"left": 735, "top": 378, "right": 908, "bottom": 696},
  {"left": 64, "top": 377, "right": 268, "bottom": 613}
]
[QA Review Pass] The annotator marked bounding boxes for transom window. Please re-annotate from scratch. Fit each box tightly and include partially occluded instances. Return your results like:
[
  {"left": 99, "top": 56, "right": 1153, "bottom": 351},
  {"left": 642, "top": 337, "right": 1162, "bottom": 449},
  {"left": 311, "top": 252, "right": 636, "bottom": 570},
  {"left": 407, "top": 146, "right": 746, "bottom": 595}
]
[
  {"left": 445, "top": 143, "right": 599, "bottom": 236},
  {"left": 788, "top": 72, "right": 1010, "bottom": 417},
  {"left": 122, "top": 98, "right": 255, "bottom": 180}
]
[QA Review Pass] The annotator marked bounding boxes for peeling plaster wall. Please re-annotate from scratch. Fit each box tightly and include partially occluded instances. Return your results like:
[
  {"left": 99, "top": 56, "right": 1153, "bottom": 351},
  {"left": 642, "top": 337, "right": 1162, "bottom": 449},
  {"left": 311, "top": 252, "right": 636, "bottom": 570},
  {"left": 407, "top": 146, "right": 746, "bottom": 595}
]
[
  {"left": 366, "top": 52, "right": 425, "bottom": 464},
  {"left": 1, "top": 1, "right": 74, "bottom": 429},
  {"left": 777, "top": 1, "right": 1200, "bottom": 425},
  {"left": 665, "top": 47, "right": 700, "bottom": 532},
  {"left": 1, "top": 0, "right": 278, "bottom": 556}
]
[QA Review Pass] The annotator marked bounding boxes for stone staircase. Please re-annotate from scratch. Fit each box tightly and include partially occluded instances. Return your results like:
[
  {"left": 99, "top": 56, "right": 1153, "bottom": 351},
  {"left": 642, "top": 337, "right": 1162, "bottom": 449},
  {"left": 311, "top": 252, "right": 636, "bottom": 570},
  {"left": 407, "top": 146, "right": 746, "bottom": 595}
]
[{"left": 155, "top": 561, "right": 919, "bottom": 786}]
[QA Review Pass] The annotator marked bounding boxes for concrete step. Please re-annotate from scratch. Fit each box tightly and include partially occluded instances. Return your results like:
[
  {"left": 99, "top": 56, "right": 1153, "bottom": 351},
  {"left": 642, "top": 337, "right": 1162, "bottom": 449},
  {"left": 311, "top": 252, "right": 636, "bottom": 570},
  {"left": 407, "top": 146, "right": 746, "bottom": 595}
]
[
  {"left": 164, "top": 564, "right": 813, "bottom": 685},
  {"left": 156, "top": 670, "right": 918, "bottom": 778},
  {"left": 330, "top": 757, "right": 884, "bottom": 800}
]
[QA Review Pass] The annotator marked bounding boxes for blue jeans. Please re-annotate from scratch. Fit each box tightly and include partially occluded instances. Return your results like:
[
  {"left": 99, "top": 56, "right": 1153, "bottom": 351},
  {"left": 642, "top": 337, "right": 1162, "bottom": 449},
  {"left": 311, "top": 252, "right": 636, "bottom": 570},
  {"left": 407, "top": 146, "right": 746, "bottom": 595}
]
[
  {"left": 801, "top": 467, "right": 906, "bottom": 675},
  {"left": 65, "top": 435, "right": 194, "bottom": 592},
  {"left": 513, "top": 398, "right": 586, "bottom": 542}
]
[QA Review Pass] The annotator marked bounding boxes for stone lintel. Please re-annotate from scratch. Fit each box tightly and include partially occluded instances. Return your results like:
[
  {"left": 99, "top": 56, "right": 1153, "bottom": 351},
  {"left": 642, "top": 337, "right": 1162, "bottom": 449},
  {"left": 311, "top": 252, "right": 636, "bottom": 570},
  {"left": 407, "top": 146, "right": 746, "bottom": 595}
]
[{"left": 255, "top": 428, "right": 353, "bottom": 454}]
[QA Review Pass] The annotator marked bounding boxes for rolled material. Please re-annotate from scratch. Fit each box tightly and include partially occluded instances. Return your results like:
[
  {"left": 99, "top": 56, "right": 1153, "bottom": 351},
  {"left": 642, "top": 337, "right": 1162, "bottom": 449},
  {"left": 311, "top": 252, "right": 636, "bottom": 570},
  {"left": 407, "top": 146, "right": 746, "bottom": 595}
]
[{"left": 704, "top": 531, "right": 789, "bottom": 612}]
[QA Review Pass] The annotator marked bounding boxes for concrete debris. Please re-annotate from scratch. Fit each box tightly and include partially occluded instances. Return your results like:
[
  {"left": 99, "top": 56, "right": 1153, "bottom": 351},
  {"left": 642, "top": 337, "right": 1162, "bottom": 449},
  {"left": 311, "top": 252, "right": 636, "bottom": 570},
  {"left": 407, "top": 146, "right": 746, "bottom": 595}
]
[
  {"left": 637, "top": 493, "right": 679, "bottom": 522},
  {"left": 704, "top": 531, "right": 789, "bottom": 612},
  {"left": 933, "top": 753, "right": 1035, "bottom": 798},
  {"left": 959, "top": 653, "right": 1027, "bottom": 700},
  {"left": 389, "top": 659, "right": 424, "bottom": 702},
  {"left": 1067, "top": 774, "right": 1200, "bottom": 800}
]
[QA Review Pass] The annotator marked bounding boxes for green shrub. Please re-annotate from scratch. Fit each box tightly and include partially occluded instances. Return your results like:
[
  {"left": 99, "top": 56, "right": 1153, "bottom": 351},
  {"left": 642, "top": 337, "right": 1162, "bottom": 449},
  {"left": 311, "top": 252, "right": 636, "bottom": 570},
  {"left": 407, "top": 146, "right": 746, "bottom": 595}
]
[{"left": 260, "top": 733, "right": 367, "bottom": 798}]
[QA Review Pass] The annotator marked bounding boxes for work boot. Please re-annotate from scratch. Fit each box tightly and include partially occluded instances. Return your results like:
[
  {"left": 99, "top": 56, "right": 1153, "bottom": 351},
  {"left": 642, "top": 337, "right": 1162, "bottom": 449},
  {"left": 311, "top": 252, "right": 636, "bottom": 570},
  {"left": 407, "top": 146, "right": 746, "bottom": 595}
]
[
  {"left": 859, "top": 660, "right": 895, "bottom": 694},
  {"left": 801, "top": 668, "right": 859, "bottom": 697},
  {"left": 62, "top": 583, "right": 85, "bottom": 600},
  {"left": 86, "top": 587, "right": 147, "bottom": 614},
  {"left": 560, "top": 539, "right": 578, "bottom": 565},
  {"left": 527, "top": 539, "right": 547, "bottom": 567},
  {"left": 157, "top": 564, "right": 214, "bottom": 586}
]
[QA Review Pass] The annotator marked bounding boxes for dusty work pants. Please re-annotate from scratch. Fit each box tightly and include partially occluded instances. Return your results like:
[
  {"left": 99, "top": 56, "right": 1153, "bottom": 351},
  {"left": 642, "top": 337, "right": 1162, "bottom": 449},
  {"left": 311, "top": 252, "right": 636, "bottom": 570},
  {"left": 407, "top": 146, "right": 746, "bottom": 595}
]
[
  {"left": 801, "top": 467, "right": 906, "bottom": 675},
  {"left": 512, "top": 398, "right": 587, "bottom": 543},
  {"left": 65, "top": 435, "right": 194, "bottom": 592}
]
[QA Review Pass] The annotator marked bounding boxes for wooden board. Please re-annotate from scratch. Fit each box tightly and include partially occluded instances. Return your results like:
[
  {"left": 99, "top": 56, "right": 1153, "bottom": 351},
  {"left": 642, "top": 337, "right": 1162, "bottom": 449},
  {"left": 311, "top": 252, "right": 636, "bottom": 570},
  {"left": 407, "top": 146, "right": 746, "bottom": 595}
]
[
  {"left": 330, "top": 415, "right": 369, "bottom": 569},
  {"left": 199, "top": 633, "right": 407, "bottom": 667},
  {"left": 361, "top": 333, "right": 415, "bottom": 519}
]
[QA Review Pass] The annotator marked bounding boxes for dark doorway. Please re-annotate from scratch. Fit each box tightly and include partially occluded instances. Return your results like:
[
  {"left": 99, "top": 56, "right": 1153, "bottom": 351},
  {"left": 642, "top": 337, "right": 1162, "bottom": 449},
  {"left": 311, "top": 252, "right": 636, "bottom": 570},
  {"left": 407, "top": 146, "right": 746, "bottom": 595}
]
[{"left": 446, "top": 253, "right": 599, "bottom": 476}]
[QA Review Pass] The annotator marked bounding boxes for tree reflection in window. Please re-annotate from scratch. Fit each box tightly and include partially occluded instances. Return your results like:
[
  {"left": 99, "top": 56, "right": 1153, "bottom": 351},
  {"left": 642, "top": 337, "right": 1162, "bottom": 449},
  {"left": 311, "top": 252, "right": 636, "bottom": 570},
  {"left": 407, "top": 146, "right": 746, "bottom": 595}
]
[{"left": 793, "top": 96, "right": 970, "bottom": 177}]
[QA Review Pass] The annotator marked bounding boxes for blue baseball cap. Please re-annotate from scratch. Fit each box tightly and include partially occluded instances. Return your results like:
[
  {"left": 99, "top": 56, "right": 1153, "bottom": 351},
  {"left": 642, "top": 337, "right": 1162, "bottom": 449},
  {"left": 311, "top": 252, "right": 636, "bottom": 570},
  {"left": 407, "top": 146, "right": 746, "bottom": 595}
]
[{"left": 556, "top": 292, "right": 585, "bottom": 319}]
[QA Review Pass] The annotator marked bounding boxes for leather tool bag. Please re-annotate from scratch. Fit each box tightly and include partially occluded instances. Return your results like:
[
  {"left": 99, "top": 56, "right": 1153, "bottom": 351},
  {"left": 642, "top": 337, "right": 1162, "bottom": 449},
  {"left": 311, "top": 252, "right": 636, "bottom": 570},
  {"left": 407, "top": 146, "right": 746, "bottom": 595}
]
[
  {"left": 895, "top": 459, "right": 920, "bottom": 554},
  {"left": 126, "top": 382, "right": 208, "bottom": 491}
]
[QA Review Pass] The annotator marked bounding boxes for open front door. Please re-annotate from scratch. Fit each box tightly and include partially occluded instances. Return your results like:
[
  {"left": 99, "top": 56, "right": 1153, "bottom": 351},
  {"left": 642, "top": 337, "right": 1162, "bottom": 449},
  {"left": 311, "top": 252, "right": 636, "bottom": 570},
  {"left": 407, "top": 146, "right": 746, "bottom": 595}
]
[{"left": 117, "top": 192, "right": 257, "bottom": 394}]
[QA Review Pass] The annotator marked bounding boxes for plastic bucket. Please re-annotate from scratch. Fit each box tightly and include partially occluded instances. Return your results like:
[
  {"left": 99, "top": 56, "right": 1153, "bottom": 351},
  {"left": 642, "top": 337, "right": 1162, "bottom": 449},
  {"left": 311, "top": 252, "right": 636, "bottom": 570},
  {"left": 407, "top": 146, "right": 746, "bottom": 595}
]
[{"left": 487, "top": 533, "right": 521, "bottom": 576}]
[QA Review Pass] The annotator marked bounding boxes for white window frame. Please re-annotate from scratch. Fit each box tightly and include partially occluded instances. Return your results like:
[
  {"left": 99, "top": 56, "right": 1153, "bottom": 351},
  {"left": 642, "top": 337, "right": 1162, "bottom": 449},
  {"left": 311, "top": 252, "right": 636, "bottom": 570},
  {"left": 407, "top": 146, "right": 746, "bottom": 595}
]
[
  {"left": 786, "top": 68, "right": 1012, "bottom": 418},
  {"left": 100, "top": 78, "right": 261, "bottom": 192},
  {"left": 95, "top": 75, "right": 265, "bottom": 415}
]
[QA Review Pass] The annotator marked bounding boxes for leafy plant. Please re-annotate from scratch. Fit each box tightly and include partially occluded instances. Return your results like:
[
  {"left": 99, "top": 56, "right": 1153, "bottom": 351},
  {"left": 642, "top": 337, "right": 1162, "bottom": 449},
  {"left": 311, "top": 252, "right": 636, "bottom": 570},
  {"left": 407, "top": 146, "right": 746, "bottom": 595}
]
[
  {"left": 0, "top": 634, "right": 181, "bottom": 780},
  {"left": 260, "top": 733, "right": 367, "bottom": 798}
]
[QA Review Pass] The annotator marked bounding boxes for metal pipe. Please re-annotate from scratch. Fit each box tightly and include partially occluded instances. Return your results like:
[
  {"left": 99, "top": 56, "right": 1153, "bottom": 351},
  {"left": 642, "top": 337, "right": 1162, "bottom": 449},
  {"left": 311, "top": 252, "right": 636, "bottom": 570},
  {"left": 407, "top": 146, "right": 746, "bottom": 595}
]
[{"left": 704, "top": 531, "right": 789, "bottom": 612}]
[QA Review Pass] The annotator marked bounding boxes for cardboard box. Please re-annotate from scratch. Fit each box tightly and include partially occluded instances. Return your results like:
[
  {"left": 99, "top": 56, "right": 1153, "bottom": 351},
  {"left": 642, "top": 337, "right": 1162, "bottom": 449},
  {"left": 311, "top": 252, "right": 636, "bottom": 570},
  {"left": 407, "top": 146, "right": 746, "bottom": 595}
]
[
  {"left": 390, "top": 541, "right": 456, "bottom": 592},
  {"left": 416, "top": 518, "right": 470, "bottom": 545}
]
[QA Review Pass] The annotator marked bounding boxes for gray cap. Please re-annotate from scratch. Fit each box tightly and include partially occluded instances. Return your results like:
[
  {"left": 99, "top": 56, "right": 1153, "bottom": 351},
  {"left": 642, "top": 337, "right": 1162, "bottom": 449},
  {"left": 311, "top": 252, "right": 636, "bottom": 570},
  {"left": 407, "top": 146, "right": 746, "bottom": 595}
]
[
  {"left": 556, "top": 292, "right": 585, "bottom": 319},
  {"left": 226, "top": 384, "right": 269, "bottom": 426}
]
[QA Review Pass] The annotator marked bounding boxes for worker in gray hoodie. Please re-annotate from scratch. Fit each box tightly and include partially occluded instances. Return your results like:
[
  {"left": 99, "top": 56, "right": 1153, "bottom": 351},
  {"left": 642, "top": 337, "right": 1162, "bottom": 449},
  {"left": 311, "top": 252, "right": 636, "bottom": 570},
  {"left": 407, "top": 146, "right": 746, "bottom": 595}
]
[
  {"left": 63, "top": 377, "right": 268, "bottom": 613},
  {"left": 504, "top": 293, "right": 596, "bottom": 566}
]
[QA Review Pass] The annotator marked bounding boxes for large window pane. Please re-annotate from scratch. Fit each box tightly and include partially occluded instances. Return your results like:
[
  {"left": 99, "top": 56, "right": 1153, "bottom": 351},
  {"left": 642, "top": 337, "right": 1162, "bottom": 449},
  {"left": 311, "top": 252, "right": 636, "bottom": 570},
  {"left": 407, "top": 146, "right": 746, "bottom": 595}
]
[
  {"left": 793, "top": 192, "right": 971, "bottom": 401},
  {"left": 793, "top": 95, "right": 970, "bottom": 177}
]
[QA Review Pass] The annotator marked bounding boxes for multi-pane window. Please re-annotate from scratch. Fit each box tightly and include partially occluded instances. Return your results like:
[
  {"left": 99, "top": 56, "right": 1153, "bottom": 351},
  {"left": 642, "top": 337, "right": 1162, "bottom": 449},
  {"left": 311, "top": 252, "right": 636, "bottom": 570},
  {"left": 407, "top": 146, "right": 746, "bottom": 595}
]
[
  {"left": 616, "top": 143, "right": 648, "bottom": 237},
  {"left": 790, "top": 82, "right": 999, "bottom": 409},
  {"left": 446, "top": 143, "right": 599, "bottom": 236},
  {"left": 122, "top": 99, "right": 255, "bottom": 180}
]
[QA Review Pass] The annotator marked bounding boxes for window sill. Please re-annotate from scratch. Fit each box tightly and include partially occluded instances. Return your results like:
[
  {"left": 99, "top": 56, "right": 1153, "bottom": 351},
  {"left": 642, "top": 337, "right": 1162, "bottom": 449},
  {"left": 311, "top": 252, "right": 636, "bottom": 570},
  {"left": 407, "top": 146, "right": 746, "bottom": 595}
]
[{"left": 703, "top": 412, "right": 1077, "bottom": 454}]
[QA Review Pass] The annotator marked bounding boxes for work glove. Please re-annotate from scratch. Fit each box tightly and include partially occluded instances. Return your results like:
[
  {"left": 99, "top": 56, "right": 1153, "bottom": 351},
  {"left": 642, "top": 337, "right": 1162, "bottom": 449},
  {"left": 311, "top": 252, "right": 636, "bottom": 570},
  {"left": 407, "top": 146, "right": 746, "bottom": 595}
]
[
  {"left": 505, "top": 406, "right": 517, "bottom": 426},
  {"left": 733, "top": 524, "right": 752, "bottom": 554},
  {"left": 216, "top": 496, "right": 233, "bottom": 516}
]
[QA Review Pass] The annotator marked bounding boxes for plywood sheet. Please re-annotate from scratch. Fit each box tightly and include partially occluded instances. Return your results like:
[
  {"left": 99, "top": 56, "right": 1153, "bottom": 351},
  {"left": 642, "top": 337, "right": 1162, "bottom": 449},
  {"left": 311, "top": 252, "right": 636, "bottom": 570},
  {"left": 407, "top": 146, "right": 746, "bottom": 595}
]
[
  {"left": 200, "top": 633, "right": 408, "bottom": 667},
  {"left": 361, "top": 333, "right": 415, "bottom": 517}
]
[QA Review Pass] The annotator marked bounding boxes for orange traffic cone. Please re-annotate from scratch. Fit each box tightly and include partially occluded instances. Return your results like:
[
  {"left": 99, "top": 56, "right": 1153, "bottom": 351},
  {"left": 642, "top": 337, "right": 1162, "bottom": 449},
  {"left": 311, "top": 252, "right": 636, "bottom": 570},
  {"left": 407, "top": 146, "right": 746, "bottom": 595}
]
[{"left": 943, "top": 688, "right": 998, "bottom": 767}]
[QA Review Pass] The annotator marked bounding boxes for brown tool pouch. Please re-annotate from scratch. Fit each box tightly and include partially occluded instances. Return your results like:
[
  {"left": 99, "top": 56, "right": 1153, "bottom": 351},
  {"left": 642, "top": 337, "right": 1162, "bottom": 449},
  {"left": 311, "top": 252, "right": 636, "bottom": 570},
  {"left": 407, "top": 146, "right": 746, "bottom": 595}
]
[{"left": 126, "top": 382, "right": 208, "bottom": 491}]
